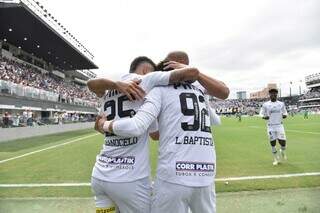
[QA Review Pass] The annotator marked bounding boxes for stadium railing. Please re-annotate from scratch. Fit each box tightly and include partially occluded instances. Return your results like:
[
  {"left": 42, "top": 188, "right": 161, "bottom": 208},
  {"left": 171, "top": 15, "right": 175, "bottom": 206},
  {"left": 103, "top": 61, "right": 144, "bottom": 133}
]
[
  {"left": 0, "top": 79, "right": 59, "bottom": 102},
  {"left": 0, "top": 80, "right": 98, "bottom": 108}
]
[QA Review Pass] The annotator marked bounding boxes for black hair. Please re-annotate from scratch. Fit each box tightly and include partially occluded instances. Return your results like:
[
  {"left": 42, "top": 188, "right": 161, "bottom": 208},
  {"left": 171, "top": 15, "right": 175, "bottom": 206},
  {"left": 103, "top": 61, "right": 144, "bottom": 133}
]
[
  {"left": 269, "top": 89, "right": 278, "bottom": 93},
  {"left": 156, "top": 60, "right": 174, "bottom": 72},
  {"left": 129, "top": 56, "right": 156, "bottom": 73}
]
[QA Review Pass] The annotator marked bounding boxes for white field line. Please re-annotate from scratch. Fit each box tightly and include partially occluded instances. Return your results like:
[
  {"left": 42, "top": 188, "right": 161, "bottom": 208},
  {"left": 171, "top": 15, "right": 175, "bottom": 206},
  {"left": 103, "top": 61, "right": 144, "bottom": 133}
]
[
  {"left": 0, "top": 183, "right": 90, "bottom": 188},
  {"left": 287, "top": 122, "right": 320, "bottom": 126},
  {"left": 215, "top": 172, "right": 320, "bottom": 181},
  {"left": 0, "top": 197, "right": 93, "bottom": 200},
  {"left": 249, "top": 126, "right": 320, "bottom": 135},
  {"left": 283, "top": 129, "right": 320, "bottom": 135},
  {"left": 0, "top": 133, "right": 99, "bottom": 164},
  {"left": 1, "top": 172, "right": 320, "bottom": 188}
]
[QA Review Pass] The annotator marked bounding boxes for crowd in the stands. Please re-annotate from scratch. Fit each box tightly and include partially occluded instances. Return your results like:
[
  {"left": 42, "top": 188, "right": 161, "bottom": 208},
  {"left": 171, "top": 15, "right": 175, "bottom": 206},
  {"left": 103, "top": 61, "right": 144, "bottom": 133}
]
[
  {"left": 300, "top": 87, "right": 320, "bottom": 100},
  {"left": 1, "top": 56, "right": 319, "bottom": 119},
  {"left": 209, "top": 97, "right": 303, "bottom": 115},
  {"left": 0, "top": 109, "right": 95, "bottom": 128},
  {"left": 0, "top": 56, "right": 97, "bottom": 102}
]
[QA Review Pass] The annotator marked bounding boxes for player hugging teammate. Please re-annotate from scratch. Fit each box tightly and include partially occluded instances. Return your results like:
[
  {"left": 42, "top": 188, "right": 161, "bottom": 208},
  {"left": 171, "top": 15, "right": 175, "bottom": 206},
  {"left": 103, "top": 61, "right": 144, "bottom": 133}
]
[
  {"left": 88, "top": 51, "right": 229, "bottom": 213},
  {"left": 260, "top": 88, "right": 288, "bottom": 166}
]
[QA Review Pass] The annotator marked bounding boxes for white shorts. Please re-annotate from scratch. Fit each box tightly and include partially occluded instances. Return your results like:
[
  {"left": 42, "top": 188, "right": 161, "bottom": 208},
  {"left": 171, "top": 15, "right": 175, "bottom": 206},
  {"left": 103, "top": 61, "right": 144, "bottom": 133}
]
[
  {"left": 151, "top": 178, "right": 216, "bottom": 213},
  {"left": 267, "top": 125, "right": 286, "bottom": 141},
  {"left": 91, "top": 177, "right": 151, "bottom": 213}
]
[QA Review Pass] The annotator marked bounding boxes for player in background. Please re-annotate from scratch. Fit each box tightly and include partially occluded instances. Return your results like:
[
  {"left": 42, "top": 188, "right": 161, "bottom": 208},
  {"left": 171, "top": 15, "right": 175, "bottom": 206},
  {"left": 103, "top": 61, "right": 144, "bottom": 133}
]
[
  {"left": 304, "top": 109, "right": 309, "bottom": 119},
  {"left": 87, "top": 56, "right": 201, "bottom": 213},
  {"left": 99, "top": 52, "right": 229, "bottom": 213},
  {"left": 236, "top": 110, "right": 242, "bottom": 122},
  {"left": 260, "top": 88, "right": 288, "bottom": 166}
]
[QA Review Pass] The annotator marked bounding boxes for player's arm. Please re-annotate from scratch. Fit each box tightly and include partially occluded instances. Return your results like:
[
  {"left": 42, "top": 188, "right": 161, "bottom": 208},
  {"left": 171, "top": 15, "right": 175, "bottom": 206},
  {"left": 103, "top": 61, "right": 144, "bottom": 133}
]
[
  {"left": 142, "top": 65, "right": 199, "bottom": 92},
  {"left": 197, "top": 73, "right": 229, "bottom": 100},
  {"left": 149, "top": 131, "right": 160, "bottom": 141},
  {"left": 148, "top": 120, "right": 160, "bottom": 140},
  {"left": 208, "top": 106, "right": 221, "bottom": 125},
  {"left": 163, "top": 61, "right": 229, "bottom": 99},
  {"left": 99, "top": 88, "right": 162, "bottom": 137},
  {"left": 94, "top": 115, "right": 105, "bottom": 134},
  {"left": 87, "top": 78, "right": 145, "bottom": 100},
  {"left": 103, "top": 102, "right": 159, "bottom": 137},
  {"left": 282, "top": 103, "right": 288, "bottom": 119},
  {"left": 163, "top": 61, "right": 200, "bottom": 83},
  {"left": 260, "top": 105, "right": 269, "bottom": 120},
  {"left": 168, "top": 67, "right": 199, "bottom": 84},
  {"left": 94, "top": 97, "right": 107, "bottom": 134}
]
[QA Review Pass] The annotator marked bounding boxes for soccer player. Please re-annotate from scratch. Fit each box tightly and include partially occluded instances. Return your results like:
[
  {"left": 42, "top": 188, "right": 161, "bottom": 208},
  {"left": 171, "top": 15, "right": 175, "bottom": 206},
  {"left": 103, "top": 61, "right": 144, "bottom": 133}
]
[
  {"left": 260, "top": 88, "right": 288, "bottom": 166},
  {"left": 100, "top": 52, "right": 229, "bottom": 213},
  {"left": 236, "top": 111, "right": 242, "bottom": 122},
  {"left": 88, "top": 56, "right": 200, "bottom": 213},
  {"left": 304, "top": 109, "right": 309, "bottom": 119},
  {"left": 102, "top": 82, "right": 218, "bottom": 213}
]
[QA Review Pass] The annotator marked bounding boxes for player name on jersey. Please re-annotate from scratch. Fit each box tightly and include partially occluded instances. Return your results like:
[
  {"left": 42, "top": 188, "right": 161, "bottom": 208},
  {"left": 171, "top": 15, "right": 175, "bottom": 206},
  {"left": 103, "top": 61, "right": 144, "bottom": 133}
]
[
  {"left": 105, "top": 137, "right": 138, "bottom": 147},
  {"left": 175, "top": 136, "right": 213, "bottom": 146}
]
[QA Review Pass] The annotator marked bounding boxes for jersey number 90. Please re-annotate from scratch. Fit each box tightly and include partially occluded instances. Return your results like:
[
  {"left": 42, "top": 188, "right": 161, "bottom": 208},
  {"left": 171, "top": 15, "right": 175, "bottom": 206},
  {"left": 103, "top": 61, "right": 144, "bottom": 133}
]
[{"left": 179, "top": 92, "right": 211, "bottom": 133}]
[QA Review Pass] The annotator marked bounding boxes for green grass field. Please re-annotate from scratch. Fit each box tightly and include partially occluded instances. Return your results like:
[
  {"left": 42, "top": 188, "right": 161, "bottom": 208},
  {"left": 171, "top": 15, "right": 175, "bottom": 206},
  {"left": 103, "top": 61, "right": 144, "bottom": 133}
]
[{"left": 0, "top": 115, "right": 319, "bottom": 212}]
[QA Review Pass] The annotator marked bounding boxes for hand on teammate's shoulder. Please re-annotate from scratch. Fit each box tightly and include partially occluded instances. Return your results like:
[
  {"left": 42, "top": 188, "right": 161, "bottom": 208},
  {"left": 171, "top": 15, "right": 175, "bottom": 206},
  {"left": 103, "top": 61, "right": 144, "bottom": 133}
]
[{"left": 94, "top": 115, "right": 106, "bottom": 134}]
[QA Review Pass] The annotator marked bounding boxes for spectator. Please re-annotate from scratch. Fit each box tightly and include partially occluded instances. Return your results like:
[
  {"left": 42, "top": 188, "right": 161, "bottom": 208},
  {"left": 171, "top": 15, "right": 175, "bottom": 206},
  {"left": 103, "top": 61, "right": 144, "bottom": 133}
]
[
  {"left": 22, "top": 109, "right": 28, "bottom": 124},
  {"left": 26, "top": 109, "right": 33, "bottom": 126},
  {"left": 300, "top": 87, "right": 320, "bottom": 100},
  {"left": 2, "top": 112, "right": 10, "bottom": 128},
  {"left": 53, "top": 112, "right": 59, "bottom": 124},
  {"left": 0, "top": 56, "right": 98, "bottom": 103},
  {"left": 12, "top": 113, "right": 20, "bottom": 127}
]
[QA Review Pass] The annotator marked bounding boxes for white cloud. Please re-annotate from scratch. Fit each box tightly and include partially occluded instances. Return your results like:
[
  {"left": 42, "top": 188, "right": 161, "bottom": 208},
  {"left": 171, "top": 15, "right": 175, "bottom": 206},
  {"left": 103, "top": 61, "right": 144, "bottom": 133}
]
[{"left": 40, "top": 0, "right": 320, "bottom": 98}]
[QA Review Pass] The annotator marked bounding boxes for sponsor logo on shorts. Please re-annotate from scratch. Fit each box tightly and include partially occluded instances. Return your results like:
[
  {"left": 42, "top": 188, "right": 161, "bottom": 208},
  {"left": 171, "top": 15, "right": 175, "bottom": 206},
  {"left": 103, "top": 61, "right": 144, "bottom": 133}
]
[
  {"left": 96, "top": 206, "right": 116, "bottom": 213},
  {"left": 176, "top": 161, "right": 215, "bottom": 172}
]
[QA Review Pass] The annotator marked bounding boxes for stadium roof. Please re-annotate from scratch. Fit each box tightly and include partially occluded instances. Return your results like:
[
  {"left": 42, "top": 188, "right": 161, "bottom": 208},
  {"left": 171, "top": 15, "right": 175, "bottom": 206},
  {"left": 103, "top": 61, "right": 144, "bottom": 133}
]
[{"left": 0, "top": 1, "right": 98, "bottom": 70}]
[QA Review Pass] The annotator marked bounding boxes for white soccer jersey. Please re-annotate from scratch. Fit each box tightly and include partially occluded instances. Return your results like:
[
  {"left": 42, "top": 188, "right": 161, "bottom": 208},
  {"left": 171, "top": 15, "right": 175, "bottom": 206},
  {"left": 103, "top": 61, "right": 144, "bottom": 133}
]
[
  {"left": 260, "top": 100, "right": 287, "bottom": 130},
  {"left": 113, "top": 83, "right": 216, "bottom": 187},
  {"left": 209, "top": 107, "right": 221, "bottom": 126},
  {"left": 92, "top": 71, "right": 172, "bottom": 182},
  {"left": 192, "top": 82, "right": 220, "bottom": 125}
]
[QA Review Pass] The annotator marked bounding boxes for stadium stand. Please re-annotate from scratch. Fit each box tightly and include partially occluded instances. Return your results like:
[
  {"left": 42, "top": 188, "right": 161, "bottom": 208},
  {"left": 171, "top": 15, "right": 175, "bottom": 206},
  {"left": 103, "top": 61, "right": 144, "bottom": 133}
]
[
  {"left": 209, "top": 75, "right": 320, "bottom": 116},
  {"left": 209, "top": 96, "right": 301, "bottom": 116},
  {"left": 0, "top": 56, "right": 97, "bottom": 103},
  {"left": 0, "top": 0, "right": 99, "bottom": 128},
  {"left": 298, "top": 73, "right": 320, "bottom": 113}
]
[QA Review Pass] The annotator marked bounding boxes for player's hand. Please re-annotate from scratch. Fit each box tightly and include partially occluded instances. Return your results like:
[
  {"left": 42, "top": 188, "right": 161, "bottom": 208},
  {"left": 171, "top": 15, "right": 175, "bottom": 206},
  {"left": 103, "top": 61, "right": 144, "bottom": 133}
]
[
  {"left": 115, "top": 80, "right": 145, "bottom": 101},
  {"left": 94, "top": 115, "right": 105, "bottom": 134},
  {"left": 96, "top": 116, "right": 107, "bottom": 133},
  {"left": 163, "top": 61, "right": 187, "bottom": 70}
]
